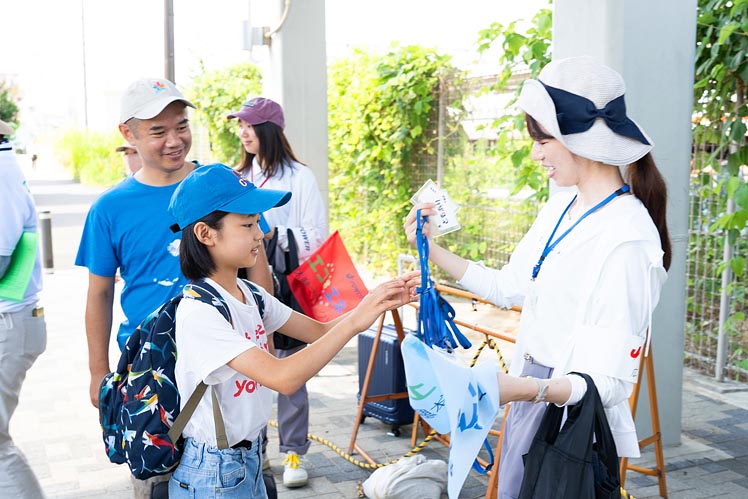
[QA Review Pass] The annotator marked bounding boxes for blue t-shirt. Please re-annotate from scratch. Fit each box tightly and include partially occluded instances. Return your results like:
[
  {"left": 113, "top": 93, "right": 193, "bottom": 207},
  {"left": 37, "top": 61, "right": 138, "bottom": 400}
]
[{"left": 76, "top": 172, "right": 193, "bottom": 350}]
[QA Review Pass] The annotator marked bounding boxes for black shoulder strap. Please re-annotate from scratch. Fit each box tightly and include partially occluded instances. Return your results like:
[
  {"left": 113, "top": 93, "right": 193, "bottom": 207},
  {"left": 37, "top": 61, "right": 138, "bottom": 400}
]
[
  {"left": 285, "top": 227, "right": 300, "bottom": 270},
  {"left": 264, "top": 228, "right": 300, "bottom": 274},
  {"left": 240, "top": 278, "right": 266, "bottom": 318}
]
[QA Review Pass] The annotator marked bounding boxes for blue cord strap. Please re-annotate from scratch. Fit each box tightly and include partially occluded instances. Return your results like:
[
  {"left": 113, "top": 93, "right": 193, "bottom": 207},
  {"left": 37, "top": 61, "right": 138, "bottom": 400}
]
[
  {"left": 471, "top": 439, "right": 495, "bottom": 475},
  {"left": 532, "top": 184, "right": 630, "bottom": 280},
  {"left": 415, "top": 211, "right": 494, "bottom": 473},
  {"left": 415, "top": 210, "right": 471, "bottom": 351}
]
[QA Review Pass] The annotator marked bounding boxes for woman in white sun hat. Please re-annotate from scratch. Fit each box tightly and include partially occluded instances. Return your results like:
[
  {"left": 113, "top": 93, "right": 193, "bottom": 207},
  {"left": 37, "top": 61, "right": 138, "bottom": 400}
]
[{"left": 404, "top": 55, "right": 671, "bottom": 498}]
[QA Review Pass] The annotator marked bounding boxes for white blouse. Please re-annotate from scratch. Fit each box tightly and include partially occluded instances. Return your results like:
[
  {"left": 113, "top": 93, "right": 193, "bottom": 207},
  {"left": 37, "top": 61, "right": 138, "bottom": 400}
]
[
  {"left": 458, "top": 191, "right": 667, "bottom": 457},
  {"left": 244, "top": 158, "right": 328, "bottom": 261}
]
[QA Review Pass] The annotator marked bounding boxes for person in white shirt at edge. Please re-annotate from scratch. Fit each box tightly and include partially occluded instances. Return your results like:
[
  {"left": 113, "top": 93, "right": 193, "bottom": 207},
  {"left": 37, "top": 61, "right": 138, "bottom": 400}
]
[
  {"left": 166, "top": 163, "right": 418, "bottom": 498},
  {"left": 403, "top": 56, "right": 671, "bottom": 499},
  {"left": 227, "top": 97, "right": 327, "bottom": 488},
  {"left": 0, "top": 119, "right": 47, "bottom": 499}
]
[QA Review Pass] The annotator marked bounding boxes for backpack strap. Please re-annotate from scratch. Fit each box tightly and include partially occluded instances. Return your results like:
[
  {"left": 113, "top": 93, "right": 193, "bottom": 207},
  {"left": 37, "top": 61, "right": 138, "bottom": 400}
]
[
  {"left": 167, "top": 382, "right": 208, "bottom": 443},
  {"left": 211, "top": 388, "right": 229, "bottom": 449},
  {"left": 166, "top": 382, "right": 230, "bottom": 449},
  {"left": 240, "top": 278, "right": 266, "bottom": 318},
  {"left": 167, "top": 278, "right": 266, "bottom": 450},
  {"left": 184, "top": 279, "right": 233, "bottom": 325}
]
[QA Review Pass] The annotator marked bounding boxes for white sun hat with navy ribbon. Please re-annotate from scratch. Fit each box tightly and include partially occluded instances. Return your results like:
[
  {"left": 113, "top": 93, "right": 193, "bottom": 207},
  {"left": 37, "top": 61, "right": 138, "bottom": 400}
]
[{"left": 517, "top": 55, "right": 653, "bottom": 167}]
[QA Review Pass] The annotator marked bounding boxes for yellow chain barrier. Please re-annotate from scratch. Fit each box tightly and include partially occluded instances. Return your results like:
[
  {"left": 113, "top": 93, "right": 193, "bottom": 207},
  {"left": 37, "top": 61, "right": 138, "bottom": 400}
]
[{"left": 267, "top": 419, "right": 438, "bottom": 470}]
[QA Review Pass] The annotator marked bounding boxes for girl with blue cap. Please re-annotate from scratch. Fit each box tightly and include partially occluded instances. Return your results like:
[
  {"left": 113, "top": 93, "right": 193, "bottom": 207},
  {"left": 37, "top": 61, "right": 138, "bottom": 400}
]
[{"left": 166, "top": 163, "right": 418, "bottom": 498}]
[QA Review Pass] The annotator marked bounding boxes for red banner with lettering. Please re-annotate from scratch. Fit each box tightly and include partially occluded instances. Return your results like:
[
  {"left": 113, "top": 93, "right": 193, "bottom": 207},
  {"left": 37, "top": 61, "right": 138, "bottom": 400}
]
[{"left": 287, "top": 231, "right": 368, "bottom": 321}]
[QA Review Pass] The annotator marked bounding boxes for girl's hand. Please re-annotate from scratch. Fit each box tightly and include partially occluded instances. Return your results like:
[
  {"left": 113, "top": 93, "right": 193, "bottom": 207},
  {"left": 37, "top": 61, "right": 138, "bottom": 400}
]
[
  {"left": 403, "top": 203, "right": 436, "bottom": 248},
  {"left": 401, "top": 270, "right": 421, "bottom": 300},
  {"left": 349, "top": 276, "right": 418, "bottom": 333}
]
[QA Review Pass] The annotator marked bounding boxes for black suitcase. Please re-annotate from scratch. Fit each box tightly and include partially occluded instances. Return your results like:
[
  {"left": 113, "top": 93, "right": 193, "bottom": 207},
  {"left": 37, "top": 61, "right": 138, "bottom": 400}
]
[{"left": 357, "top": 324, "right": 414, "bottom": 435}]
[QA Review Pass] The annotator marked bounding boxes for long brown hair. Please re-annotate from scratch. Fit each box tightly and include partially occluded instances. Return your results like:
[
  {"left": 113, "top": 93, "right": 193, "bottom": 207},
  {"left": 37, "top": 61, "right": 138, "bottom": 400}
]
[
  {"left": 524, "top": 114, "right": 672, "bottom": 270},
  {"left": 238, "top": 121, "right": 303, "bottom": 178},
  {"left": 624, "top": 154, "right": 672, "bottom": 270}
]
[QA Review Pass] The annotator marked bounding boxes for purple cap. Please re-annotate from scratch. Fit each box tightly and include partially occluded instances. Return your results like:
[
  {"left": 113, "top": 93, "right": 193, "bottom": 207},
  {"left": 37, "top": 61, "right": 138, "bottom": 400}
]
[{"left": 226, "top": 97, "right": 285, "bottom": 129}]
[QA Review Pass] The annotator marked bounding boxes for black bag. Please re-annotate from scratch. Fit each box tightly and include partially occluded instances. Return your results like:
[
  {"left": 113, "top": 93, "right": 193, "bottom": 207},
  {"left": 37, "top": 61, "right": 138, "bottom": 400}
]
[
  {"left": 265, "top": 227, "right": 306, "bottom": 350},
  {"left": 518, "top": 372, "right": 621, "bottom": 499},
  {"left": 263, "top": 471, "right": 278, "bottom": 499}
]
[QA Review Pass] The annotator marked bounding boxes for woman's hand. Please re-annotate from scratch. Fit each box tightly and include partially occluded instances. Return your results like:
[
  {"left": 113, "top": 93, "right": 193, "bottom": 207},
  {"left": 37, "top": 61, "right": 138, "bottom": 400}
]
[
  {"left": 349, "top": 273, "right": 419, "bottom": 333},
  {"left": 403, "top": 203, "right": 436, "bottom": 248}
]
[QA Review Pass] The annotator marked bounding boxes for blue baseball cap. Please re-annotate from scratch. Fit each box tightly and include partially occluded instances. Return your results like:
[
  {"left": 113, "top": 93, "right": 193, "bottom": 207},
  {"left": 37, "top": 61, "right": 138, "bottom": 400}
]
[{"left": 168, "top": 163, "right": 291, "bottom": 232}]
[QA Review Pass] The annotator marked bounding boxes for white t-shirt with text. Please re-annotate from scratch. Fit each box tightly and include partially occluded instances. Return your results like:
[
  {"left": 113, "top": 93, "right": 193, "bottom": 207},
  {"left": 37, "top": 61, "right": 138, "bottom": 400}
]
[{"left": 174, "top": 278, "right": 293, "bottom": 446}]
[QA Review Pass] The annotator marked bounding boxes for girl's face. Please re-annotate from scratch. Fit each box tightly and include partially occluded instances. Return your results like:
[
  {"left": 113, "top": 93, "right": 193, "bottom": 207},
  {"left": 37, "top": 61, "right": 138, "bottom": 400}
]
[
  {"left": 211, "top": 213, "right": 264, "bottom": 270},
  {"left": 530, "top": 136, "right": 583, "bottom": 188},
  {"left": 237, "top": 119, "right": 261, "bottom": 157}
]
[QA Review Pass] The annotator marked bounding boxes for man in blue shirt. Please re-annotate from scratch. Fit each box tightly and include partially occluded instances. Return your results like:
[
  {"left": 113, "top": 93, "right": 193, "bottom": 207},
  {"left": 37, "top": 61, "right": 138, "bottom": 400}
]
[
  {"left": 77, "top": 79, "right": 274, "bottom": 499},
  {"left": 76, "top": 78, "right": 198, "bottom": 499}
]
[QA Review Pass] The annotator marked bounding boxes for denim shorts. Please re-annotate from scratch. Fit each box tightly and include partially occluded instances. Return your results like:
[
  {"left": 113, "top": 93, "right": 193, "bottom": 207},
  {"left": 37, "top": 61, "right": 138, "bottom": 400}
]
[{"left": 169, "top": 436, "right": 266, "bottom": 499}]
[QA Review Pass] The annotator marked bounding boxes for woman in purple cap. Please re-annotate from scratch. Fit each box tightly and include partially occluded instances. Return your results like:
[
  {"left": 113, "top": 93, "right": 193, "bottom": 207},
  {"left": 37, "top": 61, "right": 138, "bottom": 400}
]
[{"left": 227, "top": 97, "right": 327, "bottom": 488}]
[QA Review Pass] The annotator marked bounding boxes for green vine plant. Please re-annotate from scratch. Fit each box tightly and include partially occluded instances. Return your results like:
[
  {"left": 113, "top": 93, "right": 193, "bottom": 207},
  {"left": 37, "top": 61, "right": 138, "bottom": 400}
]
[
  {"left": 328, "top": 45, "right": 463, "bottom": 274},
  {"left": 475, "top": 3, "right": 553, "bottom": 203},
  {"left": 695, "top": 0, "right": 748, "bottom": 285},
  {"left": 187, "top": 61, "right": 263, "bottom": 167},
  {"left": 0, "top": 81, "right": 19, "bottom": 124},
  {"left": 687, "top": 0, "right": 748, "bottom": 379}
]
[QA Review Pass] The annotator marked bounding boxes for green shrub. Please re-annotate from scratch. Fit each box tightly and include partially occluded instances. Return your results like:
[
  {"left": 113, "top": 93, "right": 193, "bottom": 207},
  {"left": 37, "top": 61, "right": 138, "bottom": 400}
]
[
  {"left": 0, "top": 81, "right": 19, "bottom": 124},
  {"left": 476, "top": 6, "right": 553, "bottom": 201},
  {"left": 328, "top": 45, "right": 463, "bottom": 274},
  {"left": 186, "top": 62, "right": 263, "bottom": 166},
  {"left": 55, "top": 129, "right": 126, "bottom": 186}
]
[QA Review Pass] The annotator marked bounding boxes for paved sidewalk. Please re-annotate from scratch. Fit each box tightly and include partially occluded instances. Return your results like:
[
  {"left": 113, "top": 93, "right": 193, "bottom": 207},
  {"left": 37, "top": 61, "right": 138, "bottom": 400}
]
[{"left": 10, "top": 159, "right": 748, "bottom": 498}]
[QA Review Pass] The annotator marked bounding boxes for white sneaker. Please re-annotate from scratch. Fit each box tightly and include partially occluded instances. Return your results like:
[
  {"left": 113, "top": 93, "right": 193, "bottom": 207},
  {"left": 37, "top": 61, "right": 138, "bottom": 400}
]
[{"left": 282, "top": 451, "right": 308, "bottom": 488}]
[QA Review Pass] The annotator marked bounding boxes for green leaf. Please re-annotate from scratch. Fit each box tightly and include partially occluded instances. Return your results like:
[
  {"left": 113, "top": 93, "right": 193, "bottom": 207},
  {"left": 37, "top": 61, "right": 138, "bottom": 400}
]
[
  {"left": 731, "top": 256, "right": 746, "bottom": 276},
  {"left": 729, "top": 227, "right": 740, "bottom": 245},
  {"left": 718, "top": 23, "right": 739, "bottom": 45},
  {"left": 698, "top": 12, "right": 717, "bottom": 24},
  {"left": 729, "top": 120, "right": 747, "bottom": 142},
  {"left": 734, "top": 208, "right": 748, "bottom": 228},
  {"left": 735, "top": 183, "right": 748, "bottom": 209},
  {"left": 727, "top": 153, "right": 742, "bottom": 176},
  {"left": 726, "top": 176, "right": 741, "bottom": 198}
]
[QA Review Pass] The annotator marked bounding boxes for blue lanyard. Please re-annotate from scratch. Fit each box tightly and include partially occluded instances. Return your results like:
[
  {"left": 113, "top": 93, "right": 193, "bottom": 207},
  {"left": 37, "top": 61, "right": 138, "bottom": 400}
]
[
  {"left": 531, "top": 184, "right": 630, "bottom": 280},
  {"left": 415, "top": 210, "right": 472, "bottom": 351}
]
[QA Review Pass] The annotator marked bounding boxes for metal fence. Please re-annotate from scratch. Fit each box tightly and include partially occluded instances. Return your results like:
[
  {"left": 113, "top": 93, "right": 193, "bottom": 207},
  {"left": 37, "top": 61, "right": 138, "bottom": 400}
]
[
  {"left": 390, "top": 74, "right": 539, "bottom": 284},
  {"left": 187, "top": 67, "right": 746, "bottom": 382},
  {"left": 397, "top": 74, "right": 748, "bottom": 382},
  {"left": 684, "top": 149, "right": 748, "bottom": 381}
]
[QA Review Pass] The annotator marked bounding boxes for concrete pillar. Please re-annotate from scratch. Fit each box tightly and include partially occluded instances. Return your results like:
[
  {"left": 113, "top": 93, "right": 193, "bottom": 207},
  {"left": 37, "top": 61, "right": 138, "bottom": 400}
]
[
  {"left": 554, "top": 0, "right": 697, "bottom": 446},
  {"left": 266, "top": 0, "right": 329, "bottom": 223}
]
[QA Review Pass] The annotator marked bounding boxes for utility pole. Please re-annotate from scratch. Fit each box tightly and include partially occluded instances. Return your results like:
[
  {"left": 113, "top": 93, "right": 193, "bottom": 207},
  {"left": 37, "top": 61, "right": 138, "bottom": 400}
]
[
  {"left": 81, "top": 0, "right": 89, "bottom": 127},
  {"left": 164, "top": 0, "right": 175, "bottom": 82}
]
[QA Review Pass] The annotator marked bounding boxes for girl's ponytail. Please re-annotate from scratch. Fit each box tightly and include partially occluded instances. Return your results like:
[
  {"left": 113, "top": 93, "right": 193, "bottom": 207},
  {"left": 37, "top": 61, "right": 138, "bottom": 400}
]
[{"left": 625, "top": 154, "right": 672, "bottom": 270}]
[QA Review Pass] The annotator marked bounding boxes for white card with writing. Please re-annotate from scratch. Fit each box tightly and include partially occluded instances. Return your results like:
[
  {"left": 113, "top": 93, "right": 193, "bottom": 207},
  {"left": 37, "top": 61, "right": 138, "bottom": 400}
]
[{"left": 410, "top": 179, "right": 461, "bottom": 237}]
